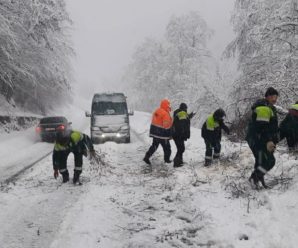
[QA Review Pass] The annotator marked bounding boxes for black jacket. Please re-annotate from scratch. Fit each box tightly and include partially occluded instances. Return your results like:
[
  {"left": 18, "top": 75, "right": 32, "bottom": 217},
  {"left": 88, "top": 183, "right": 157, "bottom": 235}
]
[
  {"left": 246, "top": 99, "right": 279, "bottom": 145},
  {"left": 53, "top": 131, "right": 94, "bottom": 170},
  {"left": 172, "top": 109, "right": 191, "bottom": 140},
  {"left": 280, "top": 108, "right": 298, "bottom": 146},
  {"left": 201, "top": 114, "right": 229, "bottom": 143}
]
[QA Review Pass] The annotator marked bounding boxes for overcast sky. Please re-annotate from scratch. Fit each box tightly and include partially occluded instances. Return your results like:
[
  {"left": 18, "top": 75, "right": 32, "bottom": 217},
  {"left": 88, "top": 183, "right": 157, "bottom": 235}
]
[{"left": 66, "top": 0, "right": 235, "bottom": 97}]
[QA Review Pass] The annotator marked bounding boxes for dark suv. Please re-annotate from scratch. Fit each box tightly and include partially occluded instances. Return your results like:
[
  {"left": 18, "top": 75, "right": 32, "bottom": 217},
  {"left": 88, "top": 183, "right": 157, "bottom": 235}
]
[{"left": 36, "top": 116, "right": 72, "bottom": 142}]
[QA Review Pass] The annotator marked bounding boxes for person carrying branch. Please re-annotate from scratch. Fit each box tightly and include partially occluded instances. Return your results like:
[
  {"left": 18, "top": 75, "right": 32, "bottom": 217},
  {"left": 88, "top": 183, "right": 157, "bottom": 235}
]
[{"left": 53, "top": 129, "right": 95, "bottom": 184}]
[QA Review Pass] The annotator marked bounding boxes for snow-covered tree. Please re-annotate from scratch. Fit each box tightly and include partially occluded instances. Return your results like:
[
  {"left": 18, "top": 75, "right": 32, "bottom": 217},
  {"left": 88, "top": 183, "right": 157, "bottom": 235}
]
[
  {"left": 226, "top": 0, "right": 298, "bottom": 116},
  {"left": 124, "top": 12, "right": 221, "bottom": 125},
  {"left": 0, "top": 0, "right": 73, "bottom": 114}
]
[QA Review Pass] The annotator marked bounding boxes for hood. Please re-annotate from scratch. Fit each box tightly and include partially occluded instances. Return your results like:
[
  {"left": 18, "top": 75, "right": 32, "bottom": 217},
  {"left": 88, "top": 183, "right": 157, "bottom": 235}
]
[
  {"left": 160, "top": 99, "right": 171, "bottom": 112},
  {"left": 93, "top": 115, "right": 127, "bottom": 132}
]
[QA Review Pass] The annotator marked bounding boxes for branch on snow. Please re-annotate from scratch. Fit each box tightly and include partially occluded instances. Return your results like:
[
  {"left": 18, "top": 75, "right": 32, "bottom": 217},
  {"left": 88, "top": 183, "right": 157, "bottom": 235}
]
[{"left": 274, "top": 22, "right": 298, "bottom": 30}]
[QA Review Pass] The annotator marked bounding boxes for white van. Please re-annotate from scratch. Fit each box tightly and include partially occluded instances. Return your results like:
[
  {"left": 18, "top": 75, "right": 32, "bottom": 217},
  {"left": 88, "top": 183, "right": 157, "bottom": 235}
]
[{"left": 85, "top": 93, "right": 133, "bottom": 144}]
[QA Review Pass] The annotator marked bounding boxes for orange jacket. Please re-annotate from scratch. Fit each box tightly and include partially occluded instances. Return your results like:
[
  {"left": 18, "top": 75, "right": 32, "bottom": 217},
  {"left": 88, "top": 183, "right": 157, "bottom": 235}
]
[{"left": 150, "top": 99, "right": 173, "bottom": 139}]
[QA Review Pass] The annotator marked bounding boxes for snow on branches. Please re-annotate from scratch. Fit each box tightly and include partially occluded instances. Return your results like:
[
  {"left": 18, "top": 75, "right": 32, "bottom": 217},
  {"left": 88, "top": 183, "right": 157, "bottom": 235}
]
[
  {"left": 124, "top": 12, "right": 221, "bottom": 125},
  {"left": 0, "top": 0, "right": 73, "bottom": 114},
  {"left": 225, "top": 0, "right": 298, "bottom": 115}
]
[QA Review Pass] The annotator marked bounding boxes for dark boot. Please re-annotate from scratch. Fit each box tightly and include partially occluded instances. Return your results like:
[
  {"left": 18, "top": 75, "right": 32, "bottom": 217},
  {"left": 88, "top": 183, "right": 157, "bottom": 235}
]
[
  {"left": 204, "top": 159, "right": 212, "bottom": 167},
  {"left": 259, "top": 175, "right": 269, "bottom": 189},
  {"left": 73, "top": 171, "right": 81, "bottom": 184},
  {"left": 143, "top": 155, "right": 151, "bottom": 165},
  {"left": 164, "top": 159, "right": 172, "bottom": 164},
  {"left": 213, "top": 154, "right": 220, "bottom": 160},
  {"left": 173, "top": 156, "right": 183, "bottom": 168},
  {"left": 249, "top": 172, "right": 258, "bottom": 186},
  {"left": 254, "top": 170, "right": 269, "bottom": 189},
  {"left": 61, "top": 171, "right": 69, "bottom": 183}
]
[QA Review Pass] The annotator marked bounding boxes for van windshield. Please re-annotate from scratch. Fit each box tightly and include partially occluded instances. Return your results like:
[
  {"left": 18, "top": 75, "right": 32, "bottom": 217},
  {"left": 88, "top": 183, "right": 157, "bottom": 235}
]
[{"left": 92, "top": 102, "right": 128, "bottom": 115}]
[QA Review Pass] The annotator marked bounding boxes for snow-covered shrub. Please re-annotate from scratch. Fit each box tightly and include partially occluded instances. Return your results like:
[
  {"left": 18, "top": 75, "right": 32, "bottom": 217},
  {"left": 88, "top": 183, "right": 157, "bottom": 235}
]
[{"left": 225, "top": 0, "right": 298, "bottom": 123}]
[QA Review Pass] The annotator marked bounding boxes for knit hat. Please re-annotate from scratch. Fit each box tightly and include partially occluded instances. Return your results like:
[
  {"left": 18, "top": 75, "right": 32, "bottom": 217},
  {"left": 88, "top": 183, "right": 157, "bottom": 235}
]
[
  {"left": 214, "top": 108, "right": 226, "bottom": 121},
  {"left": 265, "top": 87, "right": 279, "bottom": 97},
  {"left": 179, "top": 103, "right": 188, "bottom": 111}
]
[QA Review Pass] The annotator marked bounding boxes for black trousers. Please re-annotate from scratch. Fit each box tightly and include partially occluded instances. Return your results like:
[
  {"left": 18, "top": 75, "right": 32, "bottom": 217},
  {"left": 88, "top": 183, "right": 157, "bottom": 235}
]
[
  {"left": 247, "top": 139, "right": 275, "bottom": 175},
  {"left": 58, "top": 151, "right": 83, "bottom": 177},
  {"left": 145, "top": 138, "right": 171, "bottom": 161},
  {"left": 286, "top": 136, "right": 298, "bottom": 150},
  {"left": 174, "top": 137, "right": 185, "bottom": 163},
  {"left": 204, "top": 139, "right": 221, "bottom": 161}
]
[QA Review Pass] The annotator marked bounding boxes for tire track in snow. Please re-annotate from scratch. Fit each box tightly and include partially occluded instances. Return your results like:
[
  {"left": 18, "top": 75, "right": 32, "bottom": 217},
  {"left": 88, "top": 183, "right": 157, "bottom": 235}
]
[
  {"left": 0, "top": 154, "right": 93, "bottom": 248},
  {"left": 2, "top": 150, "right": 52, "bottom": 185}
]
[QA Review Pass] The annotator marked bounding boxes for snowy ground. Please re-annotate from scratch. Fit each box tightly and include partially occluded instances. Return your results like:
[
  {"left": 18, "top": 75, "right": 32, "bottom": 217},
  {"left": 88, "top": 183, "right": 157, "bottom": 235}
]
[{"left": 0, "top": 111, "right": 298, "bottom": 248}]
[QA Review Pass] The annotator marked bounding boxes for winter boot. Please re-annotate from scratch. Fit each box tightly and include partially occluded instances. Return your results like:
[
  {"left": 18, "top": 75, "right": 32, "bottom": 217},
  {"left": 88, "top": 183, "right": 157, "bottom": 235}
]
[
  {"left": 174, "top": 155, "right": 183, "bottom": 168},
  {"left": 143, "top": 155, "right": 151, "bottom": 165},
  {"left": 61, "top": 171, "right": 69, "bottom": 183},
  {"left": 164, "top": 154, "right": 172, "bottom": 163},
  {"left": 213, "top": 153, "right": 220, "bottom": 160},
  {"left": 73, "top": 171, "right": 81, "bottom": 184},
  {"left": 259, "top": 175, "right": 268, "bottom": 189},
  {"left": 253, "top": 170, "right": 269, "bottom": 189},
  {"left": 249, "top": 171, "right": 260, "bottom": 188},
  {"left": 204, "top": 159, "right": 212, "bottom": 167}
]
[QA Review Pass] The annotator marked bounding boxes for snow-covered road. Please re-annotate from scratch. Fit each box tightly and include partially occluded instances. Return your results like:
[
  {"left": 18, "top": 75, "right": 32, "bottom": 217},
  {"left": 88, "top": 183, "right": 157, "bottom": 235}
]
[
  {"left": 1, "top": 112, "right": 298, "bottom": 248},
  {"left": 0, "top": 128, "right": 53, "bottom": 183}
]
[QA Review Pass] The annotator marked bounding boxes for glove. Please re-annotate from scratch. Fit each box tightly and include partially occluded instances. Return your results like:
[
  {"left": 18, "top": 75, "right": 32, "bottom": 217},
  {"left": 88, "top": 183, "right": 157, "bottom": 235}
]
[
  {"left": 189, "top": 112, "right": 196, "bottom": 119},
  {"left": 223, "top": 125, "right": 230, "bottom": 135},
  {"left": 54, "top": 169, "right": 59, "bottom": 179},
  {"left": 89, "top": 149, "right": 96, "bottom": 158},
  {"left": 266, "top": 141, "right": 276, "bottom": 153},
  {"left": 83, "top": 149, "right": 88, "bottom": 157}
]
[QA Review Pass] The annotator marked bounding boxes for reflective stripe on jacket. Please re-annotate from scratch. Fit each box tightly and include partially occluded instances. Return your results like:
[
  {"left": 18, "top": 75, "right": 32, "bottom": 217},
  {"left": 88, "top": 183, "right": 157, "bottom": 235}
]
[
  {"left": 246, "top": 99, "right": 278, "bottom": 144},
  {"left": 149, "top": 99, "right": 173, "bottom": 139},
  {"left": 206, "top": 115, "right": 220, "bottom": 131},
  {"left": 54, "top": 131, "right": 83, "bottom": 151},
  {"left": 172, "top": 109, "right": 190, "bottom": 140}
]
